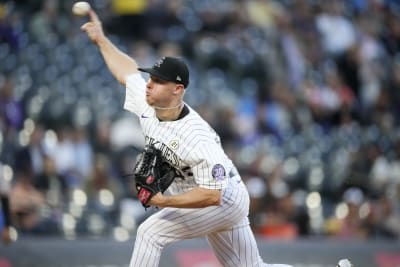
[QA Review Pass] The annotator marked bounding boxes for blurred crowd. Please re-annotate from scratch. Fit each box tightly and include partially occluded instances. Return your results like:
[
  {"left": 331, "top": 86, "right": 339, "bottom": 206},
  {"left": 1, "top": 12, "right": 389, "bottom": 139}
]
[{"left": 1, "top": 0, "right": 400, "bottom": 241}]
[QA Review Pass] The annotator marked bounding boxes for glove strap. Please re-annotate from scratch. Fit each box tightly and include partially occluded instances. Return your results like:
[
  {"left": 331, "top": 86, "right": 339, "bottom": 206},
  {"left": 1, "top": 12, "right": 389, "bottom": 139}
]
[{"left": 138, "top": 187, "right": 152, "bottom": 206}]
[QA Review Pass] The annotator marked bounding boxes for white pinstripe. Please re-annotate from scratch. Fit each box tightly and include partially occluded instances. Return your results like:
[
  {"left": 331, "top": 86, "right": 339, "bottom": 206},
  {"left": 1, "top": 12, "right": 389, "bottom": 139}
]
[{"left": 125, "top": 74, "right": 293, "bottom": 267}]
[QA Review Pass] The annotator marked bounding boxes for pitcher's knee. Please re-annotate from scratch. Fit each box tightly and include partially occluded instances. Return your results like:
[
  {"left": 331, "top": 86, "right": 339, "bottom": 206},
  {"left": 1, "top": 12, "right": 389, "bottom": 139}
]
[
  {"left": 136, "top": 222, "right": 166, "bottom": 248},
  {"left": 136, "top": 221, "right": 157, "bottom": 239}
]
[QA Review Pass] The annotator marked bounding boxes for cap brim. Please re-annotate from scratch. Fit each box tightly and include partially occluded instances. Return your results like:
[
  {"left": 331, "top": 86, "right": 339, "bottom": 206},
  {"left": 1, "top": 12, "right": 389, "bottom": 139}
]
[{"left": 138, "top": 67, "right": 174, "bottom": 83}]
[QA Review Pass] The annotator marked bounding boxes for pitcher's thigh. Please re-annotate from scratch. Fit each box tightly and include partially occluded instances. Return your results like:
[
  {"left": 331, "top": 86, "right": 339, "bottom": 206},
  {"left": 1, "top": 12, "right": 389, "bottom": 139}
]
[
  {"left": 206, "top": 224, "right": 263, "bottom": 267},
  {"left": 139, "top": 205, "right": 243, "bottom": 242}
]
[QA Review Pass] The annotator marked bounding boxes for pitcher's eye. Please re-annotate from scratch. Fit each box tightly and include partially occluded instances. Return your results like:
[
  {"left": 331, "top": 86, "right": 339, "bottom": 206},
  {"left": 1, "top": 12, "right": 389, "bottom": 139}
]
[{"left": 150, "top": 76, "right": 167, "bottom": 84}]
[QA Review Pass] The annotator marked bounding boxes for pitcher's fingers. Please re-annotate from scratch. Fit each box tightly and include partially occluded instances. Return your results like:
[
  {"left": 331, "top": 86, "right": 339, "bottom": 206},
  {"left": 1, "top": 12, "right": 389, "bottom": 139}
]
[
  {"left": 89, "top": 9, "right": 100, "bottom": 23},
  {"left": 81, "top": 22, "right": 91, "bottom": 31}
]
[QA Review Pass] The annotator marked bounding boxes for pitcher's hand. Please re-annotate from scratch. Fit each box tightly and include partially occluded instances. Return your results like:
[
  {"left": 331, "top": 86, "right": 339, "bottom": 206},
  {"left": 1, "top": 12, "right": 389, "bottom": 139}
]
[{"left": 81, "top": 10, "right": 105, "bottom": 45}]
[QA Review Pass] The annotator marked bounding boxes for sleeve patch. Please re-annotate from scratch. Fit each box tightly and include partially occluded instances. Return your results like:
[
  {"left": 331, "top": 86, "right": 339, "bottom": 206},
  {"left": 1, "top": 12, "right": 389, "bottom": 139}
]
[{"left": 212, "top": 164, "right": 226, "bottom": 181}]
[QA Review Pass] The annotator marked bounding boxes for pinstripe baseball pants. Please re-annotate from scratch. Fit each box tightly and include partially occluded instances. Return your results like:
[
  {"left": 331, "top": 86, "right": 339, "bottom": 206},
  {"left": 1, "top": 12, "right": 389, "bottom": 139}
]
[{"left": 129, "top": 181, "right": 269, "bottom": 267}]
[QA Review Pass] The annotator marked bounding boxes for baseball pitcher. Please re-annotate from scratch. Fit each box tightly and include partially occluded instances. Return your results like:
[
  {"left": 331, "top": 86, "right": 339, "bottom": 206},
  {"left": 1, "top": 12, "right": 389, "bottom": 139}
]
[{"left": 81, "top": 8, "right": 293, "bottom": 267}]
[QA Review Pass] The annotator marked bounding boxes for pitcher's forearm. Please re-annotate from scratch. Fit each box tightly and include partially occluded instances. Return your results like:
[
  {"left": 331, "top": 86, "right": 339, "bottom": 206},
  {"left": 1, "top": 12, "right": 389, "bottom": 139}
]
[
  {"left": 97, "top": 37, "right": 138, "bottom": 86},
  {"left": 149, "top": 187, "right": 222, "bottom": 208}
]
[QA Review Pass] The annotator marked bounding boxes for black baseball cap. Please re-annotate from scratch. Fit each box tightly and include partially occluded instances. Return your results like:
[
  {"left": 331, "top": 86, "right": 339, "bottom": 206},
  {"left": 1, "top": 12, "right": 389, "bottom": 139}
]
[{"left": 138, "top": 57, "right": 189, "bottom": 88}]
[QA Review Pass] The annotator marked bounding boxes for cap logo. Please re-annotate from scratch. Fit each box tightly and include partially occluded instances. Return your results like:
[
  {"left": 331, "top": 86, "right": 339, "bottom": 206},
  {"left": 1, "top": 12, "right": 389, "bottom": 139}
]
[
  {"left": 176, "top": 76, "right": 181, "bottom": 81},
  {"left": 154, "top": 57, "right": 165, "bottom": 68}
]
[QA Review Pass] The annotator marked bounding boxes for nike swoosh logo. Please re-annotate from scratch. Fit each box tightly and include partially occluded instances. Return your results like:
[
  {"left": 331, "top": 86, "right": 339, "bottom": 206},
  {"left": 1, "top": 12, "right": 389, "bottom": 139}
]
[{"left": 141, "top": 114, "right": 149, "bottom": 118}]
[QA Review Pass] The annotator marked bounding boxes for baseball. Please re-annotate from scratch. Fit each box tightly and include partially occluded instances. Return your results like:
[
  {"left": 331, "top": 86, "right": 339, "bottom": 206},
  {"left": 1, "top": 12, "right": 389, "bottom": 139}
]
[{"left": 72, "top": 1, "right": 91, "bottom": 16}]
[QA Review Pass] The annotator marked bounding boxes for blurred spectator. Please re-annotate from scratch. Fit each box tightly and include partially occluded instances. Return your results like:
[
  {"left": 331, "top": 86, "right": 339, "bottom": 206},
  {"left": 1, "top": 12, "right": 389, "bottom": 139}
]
[
  {"left": 210, "top": 106, "right": 238, "bottom": 146},
  {"left": 142, "top": 0, "right": 184, "bottom": 45},
  {"left": 324, "top": 187, "right": 369, "bottom": 239},
  {"left": 128, "top": 41, "right": 157, "bottom": 70},
  {"left": 49, "top": 127, "right": 76, "bottom": 187},
  {"left": 107, "top": 0, "right": 148, "bottom": 38},
  {"left": 84, "top": 153, "right": 124, "bottom": 232},
  {"left": 322, "top": 69, "right": 356, "bottom": 126},
  {"left": 0, "top": 76, "right": 23, "bottom": 130},
  {"left": 245, "top": 0, "right": 284, "bottom": 33},
  {"left": 387, "top": 59, "right": 400, "bottom": 123},
  {"left": 234, "top": 92, "right": 260, "bottom": 145},
  {"left": 49, "top": 126, "right": 94, "bottom": 189},
  {"left": 248, "top": 158, "right": 309, "bottom": 239},
  {"left": 367, "top": 194, "right": 400, "bottom": 239},
  {"left": 28, "top": 0, "right": 69, "bottom": 43},
  {"left": 369, "top": 141, "right": 391, "bottom": 193},
  {"left": 32, "top": 155, "right": 66, "bottom": 234},
  {"left": 9, "top": 171, "right": 46, "bottom": 233},
  {"left": 0, "top": 75, "right": 23, "bottom": 166},
  {"left": 34, "top": 155, "right": 67, "bottom": 210},
  {"left": 14, "top": 123, "right": 45, "bottom": 178},
  {"left": 336, "top": 44, "right": 362, "bottom": 99},
  {"left": 277, "top": 10, "right": 307, "bottom": 91},
  {"left": 93, "top": 119, "right": 112, "bottom": 155},
  {"left": 259, "top": 81, "right": 295, "bottom": 139},
  {"left": 380, "top": 10, "right": 400, "bottom": 56},
  {"left": 0, "top": 2, "right": 21, "bottom": 50},
  {"left": 301, "top": 74, "right": 340, "bottom": 126},
  {"left": 256, "top": 191, "right": 301, "bottom": 240},
  {"left": 346, "top": 142, "right": 381, "bottom": 194},
  {"left": 315, "top": 2, "right": 356, "bottom": 56},
  {"left": 84, "top": 153, "right": 124, "bottom": 204},
  {"left": 71, "top": 127, "right": 94, "bottom": 186},
  {"left": 245, "top": 174, "right": 267, "bottom": 226},
  {"left": 0, "top": 162, "right": 13, "bottom": 244}
]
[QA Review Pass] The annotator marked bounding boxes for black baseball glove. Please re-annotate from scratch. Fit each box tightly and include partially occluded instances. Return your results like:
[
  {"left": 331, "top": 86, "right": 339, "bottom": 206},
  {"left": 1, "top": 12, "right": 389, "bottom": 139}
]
[{"left": 134, "top": 145, "right": 176, "bottom": 208}]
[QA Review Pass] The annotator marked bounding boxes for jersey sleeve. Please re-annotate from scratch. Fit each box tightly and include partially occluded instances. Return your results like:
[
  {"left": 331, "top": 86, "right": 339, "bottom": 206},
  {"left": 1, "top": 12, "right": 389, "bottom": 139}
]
[
  {"left": 190, "top": 141, "right": 229, "bottom": 190},
  {"left": 123, "top": 73, "right": 149, "bottom": 116}
]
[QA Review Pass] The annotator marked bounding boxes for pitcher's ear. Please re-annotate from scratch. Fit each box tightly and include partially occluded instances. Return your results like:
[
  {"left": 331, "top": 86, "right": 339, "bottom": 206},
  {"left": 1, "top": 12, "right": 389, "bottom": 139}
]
[{"left": 174, "top": 84, "right": 184, "bottom": 94}]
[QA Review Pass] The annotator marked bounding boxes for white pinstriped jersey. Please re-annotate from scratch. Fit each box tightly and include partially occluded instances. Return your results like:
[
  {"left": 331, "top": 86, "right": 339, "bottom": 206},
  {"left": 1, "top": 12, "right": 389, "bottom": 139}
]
[
  {"left": 124, "top": 73, "right": 238, "bottom": 195},
  {"left": 125, "top": 73, "right": 294, "bottom": 267}
]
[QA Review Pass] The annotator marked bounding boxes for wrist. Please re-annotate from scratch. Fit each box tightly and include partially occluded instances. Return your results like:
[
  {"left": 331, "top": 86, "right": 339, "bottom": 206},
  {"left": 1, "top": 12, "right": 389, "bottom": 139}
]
[
  {"left": 96, "top": 35, "right": 109, "bottom": 48},
  {"left": 157, "top": 194, "right": 168, "bottom": 207},
  {"left": 148, "top": 192, "right": 167, "bottom": 207}
]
